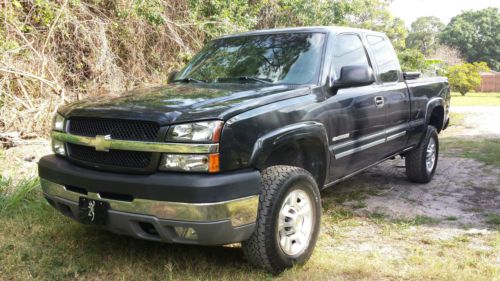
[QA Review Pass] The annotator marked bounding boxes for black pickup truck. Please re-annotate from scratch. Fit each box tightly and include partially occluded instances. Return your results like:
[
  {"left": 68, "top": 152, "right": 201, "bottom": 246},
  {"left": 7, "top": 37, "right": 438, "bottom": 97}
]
[{"left": 39, "top": 26, "right": 450, "bottom": 273}]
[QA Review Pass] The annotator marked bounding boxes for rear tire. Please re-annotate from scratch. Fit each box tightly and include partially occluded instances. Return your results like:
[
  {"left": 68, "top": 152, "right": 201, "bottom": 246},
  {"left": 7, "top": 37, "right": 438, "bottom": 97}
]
[
  {"left": 242, "top": 165, "right": 321, "bottom": 274},
  {"left": 405, "top": 125, "right": 439, "bottom": 183}
]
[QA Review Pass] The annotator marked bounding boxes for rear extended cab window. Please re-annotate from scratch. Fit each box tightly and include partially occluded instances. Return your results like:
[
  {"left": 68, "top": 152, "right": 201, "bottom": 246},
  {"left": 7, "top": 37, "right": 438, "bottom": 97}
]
[
  {"left": 366, "top": 35, "right": 399, "bottom": 83},
  {"left": 331, "top": 34, "right": 371, "bottom": 79}
]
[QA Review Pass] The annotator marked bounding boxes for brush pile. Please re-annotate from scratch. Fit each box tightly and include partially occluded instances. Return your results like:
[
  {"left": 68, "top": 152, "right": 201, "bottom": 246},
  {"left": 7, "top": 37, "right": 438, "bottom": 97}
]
[{"left": 0, "top": 0, "right": 207, "bottom": 136}]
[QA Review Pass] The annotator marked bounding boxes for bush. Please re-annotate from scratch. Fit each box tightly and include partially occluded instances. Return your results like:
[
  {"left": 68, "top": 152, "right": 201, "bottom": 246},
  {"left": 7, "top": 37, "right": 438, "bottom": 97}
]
[
  {"left": 398, "top": 49, "right": 427, "bottom": 72},
  {"left": 446, "top": 62, "right": 490, "bottom": 96}
]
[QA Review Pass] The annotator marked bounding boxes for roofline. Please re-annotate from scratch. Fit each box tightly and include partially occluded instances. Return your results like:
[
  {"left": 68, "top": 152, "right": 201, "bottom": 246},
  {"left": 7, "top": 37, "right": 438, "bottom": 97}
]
[{"left": 217, "top": 26, "right": 387, "bottom": 40}]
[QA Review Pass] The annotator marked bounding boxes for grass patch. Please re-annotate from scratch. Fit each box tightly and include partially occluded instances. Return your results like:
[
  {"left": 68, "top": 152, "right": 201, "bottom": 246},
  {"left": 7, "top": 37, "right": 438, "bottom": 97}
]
[
  {"left": 351, "top": 200, "right": 367, "bottom": 209},
  {"left": 441, "top": 138, "right": 500, "bottom": 167},
  {"left": 485, "top": 214, "right": 500, "bottom": 227},
  {"left": 0, "top": 177, "right": 40, "bottom": 214},
  {"left": 449, "top": 112, "right": 466, "bottom": 127},
  {"left": 451, "top": 92, "right": 500, "bottom": 106},
  {"left": 393, "top": 215, "right": 440, "bottom": 226}
]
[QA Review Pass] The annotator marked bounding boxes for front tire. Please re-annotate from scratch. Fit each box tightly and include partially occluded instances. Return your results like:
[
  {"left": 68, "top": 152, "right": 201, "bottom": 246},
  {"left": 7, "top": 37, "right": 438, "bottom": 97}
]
[
  {"left": 242, "top": 166, "right": 321, "bottom": 274},
  {"left": 405, "top": 125, "right": 439, "bottom": 183}
]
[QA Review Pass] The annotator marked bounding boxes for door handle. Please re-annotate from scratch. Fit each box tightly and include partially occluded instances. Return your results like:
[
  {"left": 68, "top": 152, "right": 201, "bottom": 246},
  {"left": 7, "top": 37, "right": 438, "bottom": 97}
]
[{"left": 374, "top": 96, "right": 384, "bottom": 108}]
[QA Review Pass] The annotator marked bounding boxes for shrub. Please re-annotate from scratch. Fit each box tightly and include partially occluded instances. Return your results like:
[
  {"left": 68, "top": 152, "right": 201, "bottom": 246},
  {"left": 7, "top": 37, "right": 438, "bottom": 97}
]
[{"left": 446, "top": 62, "right": 490, "bottom": 95}]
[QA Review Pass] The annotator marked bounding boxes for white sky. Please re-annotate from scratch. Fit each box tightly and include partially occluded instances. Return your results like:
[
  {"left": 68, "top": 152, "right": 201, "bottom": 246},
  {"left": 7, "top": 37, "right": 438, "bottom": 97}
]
[{"left": 390, "top": 0, "right": 500, "bottom": 27}]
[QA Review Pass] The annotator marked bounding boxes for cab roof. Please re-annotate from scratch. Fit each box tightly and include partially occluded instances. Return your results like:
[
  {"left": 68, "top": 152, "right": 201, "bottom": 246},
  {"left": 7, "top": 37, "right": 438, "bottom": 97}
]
[{"left": 219, "top": 26, "right": 386, "bottom": 39}]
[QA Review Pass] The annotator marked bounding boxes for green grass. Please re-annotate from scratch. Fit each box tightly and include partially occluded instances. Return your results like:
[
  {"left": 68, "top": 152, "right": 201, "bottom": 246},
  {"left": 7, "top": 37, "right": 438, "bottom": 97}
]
[
  {"left": 0, "top": 177, "right": 40, "bottom": 214},
  {"left": 451, "top": 92, "right": 500, "bottom": 106},
  {"left": 441, "top": 138, "right": 500, "bottom": 168},
  {"left": 449, "top": 112, "right": 466, "bottom": 127},
  {"left": 485, "top": 214, "right": 500, "bottom": 227},
  {"left": 392, "top": 215, "right": 440, "bottom": 226}
]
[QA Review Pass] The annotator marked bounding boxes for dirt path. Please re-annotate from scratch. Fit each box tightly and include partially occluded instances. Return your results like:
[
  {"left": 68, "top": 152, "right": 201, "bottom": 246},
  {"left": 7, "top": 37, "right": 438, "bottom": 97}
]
[{"left": 325, "top": 156, "right": 499, "bottom": 228}]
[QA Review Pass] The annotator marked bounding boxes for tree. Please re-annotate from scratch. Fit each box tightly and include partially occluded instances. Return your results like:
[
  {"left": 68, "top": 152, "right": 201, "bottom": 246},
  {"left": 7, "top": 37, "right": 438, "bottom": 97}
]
[
  {"left": 446, "top": 62, "right": 490, "bottom": 95},
  {"left": 195, "top": 0, "right": 408, "bottom": 51},
  {"left": 440, "top": 8, "right": 500, "bottom": 70},
  {"left": 398, "top": 49, "right": 427, "bottom": 72},
  {"left": 428, "top": 45, "right": 463, "bottom": 67},
  {"left": 339, "top": 0, "right": 407, "bottom": 50},
  {"left": 406, "top": 16, "right": 444, "bottom": 55}
]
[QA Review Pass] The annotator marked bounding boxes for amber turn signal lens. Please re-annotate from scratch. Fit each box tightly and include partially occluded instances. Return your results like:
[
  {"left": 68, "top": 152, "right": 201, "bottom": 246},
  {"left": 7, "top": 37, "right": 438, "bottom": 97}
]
[
  {"left": 212, "top": 121, "right": 224, "bottom": 142},
  {"left": 208, "top": 154, "right": 220, "bottom": 173}
]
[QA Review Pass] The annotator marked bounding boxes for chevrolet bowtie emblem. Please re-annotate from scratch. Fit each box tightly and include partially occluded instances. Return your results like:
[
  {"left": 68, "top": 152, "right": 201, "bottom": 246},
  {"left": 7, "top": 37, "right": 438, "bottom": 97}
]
[{"left": 94, "top": 135, "right": 112, "bottom": 152}]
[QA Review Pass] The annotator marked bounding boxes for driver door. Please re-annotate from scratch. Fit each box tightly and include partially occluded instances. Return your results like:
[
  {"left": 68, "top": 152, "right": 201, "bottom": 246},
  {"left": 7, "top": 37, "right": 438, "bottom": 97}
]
[{"left": 323, "top": 33, "right": 388, "bottom": 179}]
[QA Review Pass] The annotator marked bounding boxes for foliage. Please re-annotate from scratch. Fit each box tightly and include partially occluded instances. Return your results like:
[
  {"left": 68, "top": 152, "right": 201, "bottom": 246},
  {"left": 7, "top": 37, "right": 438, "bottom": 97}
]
[
  {"left": 188, "top": 0, "right": 266, "bottom": 39},
  {"left": 446, "top": 62, "right": 490, "bottom": 96},
  {"left": 428, "top": 44, "right": 463, "bottom": 67},
  {"left": 339, "top": 0, "right": 407, "bottom": 50},
  {"left": 440, "top": 8, "right": 500, "bottom": 70},
  {"left": 0, "top": 176, "right": 40, "bottom": 214},
  {"left": 398, "top": 49, "right": 428, "bottom": 72},
  {"left": 406, "top": 16, "right": 445, "bottom": 55},
  {"left": 189, "top": 0, "right": 408, "bottom": 50},
  {"left": 0, "top": 0, "right": 408, "bottom": 136},
  {"left": 0, "top": 0, "right": 205, "bottom": 135}
]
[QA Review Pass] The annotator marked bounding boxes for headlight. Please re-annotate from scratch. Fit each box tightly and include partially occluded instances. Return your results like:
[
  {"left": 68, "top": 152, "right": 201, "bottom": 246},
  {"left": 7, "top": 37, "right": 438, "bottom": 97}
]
[
  {"left": 159, "top": 154, "right": 220, "bottom": 173},
  {"left": 167, "top": 121, "right": 223, "bottom": 143},
  {"left": 52, "top": 113, "right": 65, "bottom": 132},
  {"left": 52, "top": 139, "right": 66, "bottom": 156}
]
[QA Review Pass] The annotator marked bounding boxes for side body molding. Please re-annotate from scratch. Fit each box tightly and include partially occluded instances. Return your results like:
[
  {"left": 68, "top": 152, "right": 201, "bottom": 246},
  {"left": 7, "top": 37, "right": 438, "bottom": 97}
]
[{"left": 249, "top": 121, "right": 330, "bottom": 181}]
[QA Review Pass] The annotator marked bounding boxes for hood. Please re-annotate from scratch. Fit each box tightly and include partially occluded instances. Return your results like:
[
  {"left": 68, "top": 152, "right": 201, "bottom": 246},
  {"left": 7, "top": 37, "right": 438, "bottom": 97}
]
[{"left": 59, "top": 83, "right": 311, "bottom": 125}]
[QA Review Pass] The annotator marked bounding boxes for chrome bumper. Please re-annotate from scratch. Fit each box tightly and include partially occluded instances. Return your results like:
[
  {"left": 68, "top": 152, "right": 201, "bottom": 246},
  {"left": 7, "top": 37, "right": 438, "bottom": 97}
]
[{"left": 41, "top": 179, "right": 259, "bottom": 227}]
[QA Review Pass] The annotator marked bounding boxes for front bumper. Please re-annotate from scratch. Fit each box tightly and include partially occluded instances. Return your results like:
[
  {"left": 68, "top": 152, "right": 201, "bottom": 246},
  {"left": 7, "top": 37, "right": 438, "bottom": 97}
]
[{"left": 38, "top": 155, "right": 261, "bottom": 245}]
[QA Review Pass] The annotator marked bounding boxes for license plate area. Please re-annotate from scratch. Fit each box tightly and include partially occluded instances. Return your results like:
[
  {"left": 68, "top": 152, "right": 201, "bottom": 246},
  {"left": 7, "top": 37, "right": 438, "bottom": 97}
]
[{"left": 78, "top": 197, "right": 110, "bottom": 225}]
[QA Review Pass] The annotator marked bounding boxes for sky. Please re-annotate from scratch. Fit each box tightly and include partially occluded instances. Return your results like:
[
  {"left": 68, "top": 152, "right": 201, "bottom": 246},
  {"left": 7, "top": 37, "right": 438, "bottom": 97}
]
[{"left": 390, "top": 0, "right": 500, "bottom": 27}]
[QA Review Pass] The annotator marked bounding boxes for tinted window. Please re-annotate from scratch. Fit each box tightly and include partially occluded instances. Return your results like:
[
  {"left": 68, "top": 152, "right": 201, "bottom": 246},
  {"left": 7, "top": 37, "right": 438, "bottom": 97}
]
[
  {"left": 332, "top": 34, "right": 370, "bottom": 79},
  {"left": 367, "top": 35, "right": 399, "bottom": 82},
  {"left": 176, "top": 33, "right": 325, "bottom": 85}
]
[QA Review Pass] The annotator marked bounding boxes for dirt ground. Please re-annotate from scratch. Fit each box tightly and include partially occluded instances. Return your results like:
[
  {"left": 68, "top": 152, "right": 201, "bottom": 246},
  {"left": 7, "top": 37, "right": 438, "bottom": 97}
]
[
  {"left": 446, "top": 106, "right": 500, "bottom": 137},
  {"left": 329, "top": 155, "right": 499, "bottom": 228}
]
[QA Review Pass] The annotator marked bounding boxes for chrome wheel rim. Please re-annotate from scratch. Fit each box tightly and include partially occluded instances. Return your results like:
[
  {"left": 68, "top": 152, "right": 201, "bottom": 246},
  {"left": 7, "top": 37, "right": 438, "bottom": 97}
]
[
  {"left": 277, "top": 189, "right": 314, "bottom": 256},
  {"left": 426, "top": 138, "right": 437, "bottom": 173}
]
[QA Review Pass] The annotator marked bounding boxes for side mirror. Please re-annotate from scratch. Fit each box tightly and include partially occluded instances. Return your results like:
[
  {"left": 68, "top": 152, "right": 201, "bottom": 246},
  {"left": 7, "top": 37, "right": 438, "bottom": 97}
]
[
  {"left": 167, "top": 70, "right": 179, "bottom": 84},
  {"left": 333, "top": 65, "right": 375, "bottom": 89}
]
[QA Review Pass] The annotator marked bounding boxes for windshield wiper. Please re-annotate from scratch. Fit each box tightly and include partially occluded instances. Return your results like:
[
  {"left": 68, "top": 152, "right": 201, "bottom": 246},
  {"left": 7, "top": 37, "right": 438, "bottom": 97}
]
[
  {"left": 172, "top": 77, "right": 205, "bottom": 83},
  {"left": 237, "top": 76, "right": 272, "bottom": 84}
]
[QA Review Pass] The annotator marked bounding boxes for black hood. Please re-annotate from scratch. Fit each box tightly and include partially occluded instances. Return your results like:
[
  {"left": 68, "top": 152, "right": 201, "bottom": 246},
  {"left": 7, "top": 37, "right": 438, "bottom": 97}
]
[{"left": 59, "top": 83, "right": 311, "bottom": 125}]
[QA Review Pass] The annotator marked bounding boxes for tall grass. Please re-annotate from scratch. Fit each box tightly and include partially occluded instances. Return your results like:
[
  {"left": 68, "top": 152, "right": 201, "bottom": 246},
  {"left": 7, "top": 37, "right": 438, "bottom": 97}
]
[
  {"left": 0, "top": 176, "right": 40, "bottom": 214},
  {"left": 0, "top": 0, "right": 205, "bottom": 136}
]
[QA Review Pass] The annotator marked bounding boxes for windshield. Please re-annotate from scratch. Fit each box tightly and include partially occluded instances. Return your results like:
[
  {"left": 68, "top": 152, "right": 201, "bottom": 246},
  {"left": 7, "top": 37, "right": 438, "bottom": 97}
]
[{"left": 175, "top": 32, "right": 326, "bottom": 85}]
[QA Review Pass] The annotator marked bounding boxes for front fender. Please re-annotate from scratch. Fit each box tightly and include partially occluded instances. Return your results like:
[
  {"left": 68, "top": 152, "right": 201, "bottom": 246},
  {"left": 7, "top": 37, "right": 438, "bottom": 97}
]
[{"left": 249, "top": 121, "right": 330, "bottom": 171}]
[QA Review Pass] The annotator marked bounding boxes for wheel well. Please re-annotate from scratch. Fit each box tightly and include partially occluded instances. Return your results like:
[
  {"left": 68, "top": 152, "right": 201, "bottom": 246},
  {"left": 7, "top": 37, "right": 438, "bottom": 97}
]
[
  {"left": 429, "top": 106, "right": 444, "bottom": 133},
  {"left": 262, "top": 139, "right": 327, "bottom": 187}
]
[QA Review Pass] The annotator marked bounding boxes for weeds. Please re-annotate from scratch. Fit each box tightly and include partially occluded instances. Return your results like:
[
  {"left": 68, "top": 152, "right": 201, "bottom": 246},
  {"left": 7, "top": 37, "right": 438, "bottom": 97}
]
[
  {"left": 441, "top": 138, "right": 500, "bottom": 167},
  {"left": 485, "top": 214, "right": 500, "bottom": 227},
  {"left": 0, "top": 1, "right": 205, "bottom": 136},
  {"left": 0, "top": 176, "right": 40, "bottom": 214}
]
